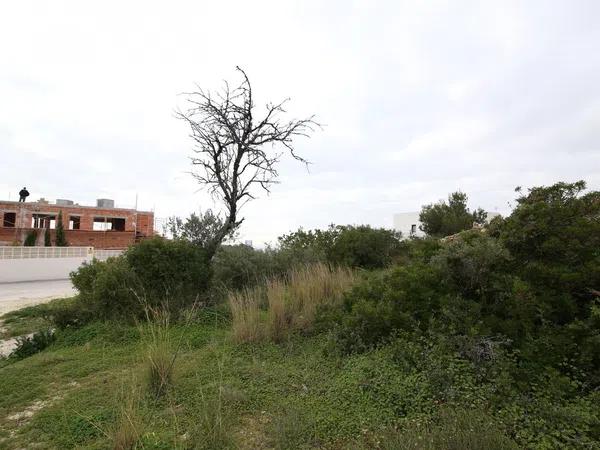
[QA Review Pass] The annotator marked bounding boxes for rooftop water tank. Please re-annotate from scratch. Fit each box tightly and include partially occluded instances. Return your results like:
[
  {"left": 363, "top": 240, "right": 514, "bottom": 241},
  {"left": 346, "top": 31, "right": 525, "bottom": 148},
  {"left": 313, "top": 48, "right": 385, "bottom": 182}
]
[
  {"left": 96, "top": 198, "right": 115, "bottom": 208},
  {"left": 56, "top": 199, "right": 74, "bottom": 206}
]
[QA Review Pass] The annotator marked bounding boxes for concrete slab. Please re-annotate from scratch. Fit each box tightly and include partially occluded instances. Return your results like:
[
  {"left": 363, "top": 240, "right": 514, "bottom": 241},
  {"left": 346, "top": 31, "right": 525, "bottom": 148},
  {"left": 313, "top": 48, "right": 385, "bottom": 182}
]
[{"left": 0, "top": 280, "right": 77, "bottom": 315}]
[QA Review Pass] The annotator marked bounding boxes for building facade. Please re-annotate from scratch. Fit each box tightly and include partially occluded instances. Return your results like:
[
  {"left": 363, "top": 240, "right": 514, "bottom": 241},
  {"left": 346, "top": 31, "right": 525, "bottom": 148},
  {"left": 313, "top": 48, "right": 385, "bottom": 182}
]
[
  {"left": 393, "top": 211, "right": 425, "bottom": 238},
  {"left": 0, "top": 198, "right": 154, "bottom": 249}
]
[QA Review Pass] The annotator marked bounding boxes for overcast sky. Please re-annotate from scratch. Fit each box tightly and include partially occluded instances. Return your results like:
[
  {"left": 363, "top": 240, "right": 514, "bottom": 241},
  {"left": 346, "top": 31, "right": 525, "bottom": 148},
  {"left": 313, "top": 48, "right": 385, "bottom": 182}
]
[{"left": 1, "top": 1, "right": 599, "bottom": 245}]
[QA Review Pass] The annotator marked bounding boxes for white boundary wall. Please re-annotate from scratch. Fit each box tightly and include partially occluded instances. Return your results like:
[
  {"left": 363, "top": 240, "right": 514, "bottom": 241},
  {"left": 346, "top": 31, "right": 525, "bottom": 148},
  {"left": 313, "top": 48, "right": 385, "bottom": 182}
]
[{"left": 0, "top": 247, "right": 124, "bottom": 283}]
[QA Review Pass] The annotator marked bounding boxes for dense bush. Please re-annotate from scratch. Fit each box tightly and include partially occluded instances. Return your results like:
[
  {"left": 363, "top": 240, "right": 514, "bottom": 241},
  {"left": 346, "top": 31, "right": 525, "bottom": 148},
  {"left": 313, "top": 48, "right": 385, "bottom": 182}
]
[
  {"left": 315, "top": 180, "right": 600, "bottom": 447},
  {"left": 68, "top": 238, "right": 210, "bottom": 323},
  {"left": 419, "top": 191, "right": 487, "bottom": 237},
  {"left": 125, "top": 237, "right": 211, "bottom": 301},
  {"left": 279, "top": 224, "right": 402, "bottom": 269},
  {"left": 212, "top": 244, "right": 279, "bottom": 292},
  {"left": 499, "top": 181, "right": 600, "bottom": 322}
]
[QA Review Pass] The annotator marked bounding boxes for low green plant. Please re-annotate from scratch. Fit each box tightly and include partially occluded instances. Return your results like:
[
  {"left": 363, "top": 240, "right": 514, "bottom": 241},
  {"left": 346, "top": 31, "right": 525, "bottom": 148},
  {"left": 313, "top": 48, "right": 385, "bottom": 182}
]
[
  {"left": 268, "top": 406, "right": 318, "bottom": 449},
  {"left": 379, "top": 407, "right": 518, "bottom": 450},
  {"left": 10, "top": 329, "right": 55, "bottom": 359}
]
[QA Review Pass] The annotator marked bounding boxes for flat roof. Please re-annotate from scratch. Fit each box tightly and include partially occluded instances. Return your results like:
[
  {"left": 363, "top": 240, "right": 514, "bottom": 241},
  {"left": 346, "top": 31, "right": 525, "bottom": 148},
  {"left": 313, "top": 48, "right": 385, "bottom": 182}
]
[{"left": 0, "top": 200, "right": 153, "bottom": 214}]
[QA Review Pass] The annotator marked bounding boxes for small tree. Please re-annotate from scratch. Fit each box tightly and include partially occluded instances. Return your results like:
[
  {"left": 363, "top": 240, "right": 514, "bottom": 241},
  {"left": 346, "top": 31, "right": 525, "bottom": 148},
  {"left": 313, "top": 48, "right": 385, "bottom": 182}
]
[
  {"left": 54, "top": 211, "right": 69, "bottom": 247},
  {"left": 164, "top": 210, "right": 235, "bottom": 248},
  {"left": 55, "top": 211, "right": 68, "bottom": 247},
  {"left": 177, "top": 67, "right": 319, "bottom": 259},
  {"left": 24, "top": 230, "right": 37, "bottom": 246},
  {"left": 419, "top": 191, "right": 487, "bottom": 237},
  {"left": 44, "top": 228, "right": 51, "bottom": 247}
]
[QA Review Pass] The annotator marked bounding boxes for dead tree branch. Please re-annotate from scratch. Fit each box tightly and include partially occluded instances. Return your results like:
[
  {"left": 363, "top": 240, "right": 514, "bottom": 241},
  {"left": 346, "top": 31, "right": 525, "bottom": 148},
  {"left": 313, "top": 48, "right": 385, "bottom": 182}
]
[{"left": 177, "top": 67, "right": 320, "bottom": 258}]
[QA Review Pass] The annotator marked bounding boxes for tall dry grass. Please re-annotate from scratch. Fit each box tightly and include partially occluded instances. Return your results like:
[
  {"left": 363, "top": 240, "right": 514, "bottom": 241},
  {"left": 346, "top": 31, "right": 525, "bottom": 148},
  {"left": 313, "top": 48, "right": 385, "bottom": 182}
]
[
  {"left": 111, "top": 384, "right": 143, "bottom": 450},
  {"left": 142, "top": 308, "right": 175, "bottom": 399},
  {"left": 229, "top": 263, "right": 356, "bottom": 344},
  {"left": 229, "top": 286, "right": 265, "bottom": 343}
]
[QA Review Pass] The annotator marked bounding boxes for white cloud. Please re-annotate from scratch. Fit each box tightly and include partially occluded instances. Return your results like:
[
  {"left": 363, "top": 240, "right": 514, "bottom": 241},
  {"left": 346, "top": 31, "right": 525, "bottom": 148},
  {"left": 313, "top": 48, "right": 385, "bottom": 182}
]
[{"left": 1, "top": 0, "right": 599, "bottom": 244}]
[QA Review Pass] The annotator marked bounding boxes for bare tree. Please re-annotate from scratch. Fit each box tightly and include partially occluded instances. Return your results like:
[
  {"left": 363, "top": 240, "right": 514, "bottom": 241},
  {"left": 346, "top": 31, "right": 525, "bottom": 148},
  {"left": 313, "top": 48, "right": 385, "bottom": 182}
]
[{"left": 177, "top": 67, "right": 319, "bottom": 258}]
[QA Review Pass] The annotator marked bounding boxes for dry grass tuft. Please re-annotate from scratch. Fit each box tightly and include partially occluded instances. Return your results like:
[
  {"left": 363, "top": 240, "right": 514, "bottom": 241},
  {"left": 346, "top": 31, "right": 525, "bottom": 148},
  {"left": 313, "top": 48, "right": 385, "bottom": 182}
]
[
  {"left": 141, "top": 308, "right": 177, "bottom": 399},
  {"left": 229, "top": 263, "right": 356, "bottom": 344},
  {"left": 111, "top": 384, "right": 143, "bottom": 450},
  {"left": 229, "top": 286, "right": 265, "bottom": 344}
]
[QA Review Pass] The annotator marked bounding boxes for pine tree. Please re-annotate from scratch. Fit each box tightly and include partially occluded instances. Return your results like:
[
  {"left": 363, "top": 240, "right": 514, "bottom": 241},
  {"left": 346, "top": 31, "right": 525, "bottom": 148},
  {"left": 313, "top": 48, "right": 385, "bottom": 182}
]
[
  {"left": 55, "top": 211, "right": 68, "bottom": 247},
  {"left": 44, "top": 228, "right": 51, "bottom": 246}
]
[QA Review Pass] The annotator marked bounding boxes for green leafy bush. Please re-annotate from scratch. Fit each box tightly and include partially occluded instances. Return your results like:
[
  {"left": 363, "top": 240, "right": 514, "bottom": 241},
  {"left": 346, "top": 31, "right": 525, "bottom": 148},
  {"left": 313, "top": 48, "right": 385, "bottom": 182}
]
[
  {"left": 10, "top": 329, "right": 56, "bottom": 359},
  {"left": 419, "top": 191, "right": 487, "bottom": 237},
  {"left": 279, "top": 224, "right": 402, "bottom": 269},
  {"left": 125, "top": 237, "right": 211, "bottom": 303},
  {"left": 24, "top": 230, "right": 37, "bottom": 246},
  {"left": 68, "top": 238, "right": 211, "bottom": 323}
]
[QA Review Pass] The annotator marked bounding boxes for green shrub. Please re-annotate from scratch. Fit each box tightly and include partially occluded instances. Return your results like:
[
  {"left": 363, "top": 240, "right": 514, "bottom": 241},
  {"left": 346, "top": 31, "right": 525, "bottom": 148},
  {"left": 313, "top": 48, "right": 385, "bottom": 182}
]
[
  {"left": 328, "top": 225, "right": 402, "bottom": 269},
  {"left": 125, "top": 237, "right": 211, "bottom": 305},
  {"left": 70, "top": 256, "right": 137, "bottom": 321},
  {"left": 430, "top": 233, "right": 512, "bottom": 299},
  {"left": 419, "top": 191, "right": 487, "bottom": 238},
  {"left": 24, "top": 230, "right": 37, "bottom": 246},
  {"left": 212, "top": 244, "right": 277, "bottom": 292},
  {"left": 68, "top": 238, "right": 211, "bottom": 323},
  {"left": 279, "top": 224, "right": 402, "bottom": 269},
  {"left": 329, "top": 264, "right": 442, "bottom": 353},
  {"left": 499, "top": 181, "right": 600, "bottom": 323},
  {"left": 10, "top": 329, "right": 56, "bottom": 359}
]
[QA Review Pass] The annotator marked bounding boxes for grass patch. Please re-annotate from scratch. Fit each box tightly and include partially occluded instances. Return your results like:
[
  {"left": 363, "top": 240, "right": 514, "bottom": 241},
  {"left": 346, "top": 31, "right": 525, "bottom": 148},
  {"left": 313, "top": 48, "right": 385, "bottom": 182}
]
[
  {"left": 0, "top": 297, "right": 75, "bottom": 339},
  {"left": 0, "top": 301, "right": 595, "bottom": 449},
  {"left": 229, "top": 263, "right": 356, "bottom": 343},
  {"left": 379, "top": 407, "right": 518, "bottom": 450}
]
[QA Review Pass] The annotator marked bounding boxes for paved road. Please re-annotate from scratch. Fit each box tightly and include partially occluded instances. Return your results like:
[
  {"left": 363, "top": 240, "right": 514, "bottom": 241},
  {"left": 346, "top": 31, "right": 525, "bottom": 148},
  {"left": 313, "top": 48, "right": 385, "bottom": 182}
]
[{"left": 0, "top": 279, "right": 77, "bottom": 315}]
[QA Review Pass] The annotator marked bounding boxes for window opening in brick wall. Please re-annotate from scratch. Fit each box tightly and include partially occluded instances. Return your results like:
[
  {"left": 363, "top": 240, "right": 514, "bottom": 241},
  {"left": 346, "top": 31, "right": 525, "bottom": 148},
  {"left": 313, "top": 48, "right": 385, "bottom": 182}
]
[
  {"left": 93, "top": 217, "right": 126, "bottom": 231},
  {"left": 69, "top": 216, "right": 81, "bottom": 230},
  {"left": 32, "top": 213, "right": 56, "bottom": 229},
  {"left": 3, "top": 212, "right": 16, "bottom": 227}
]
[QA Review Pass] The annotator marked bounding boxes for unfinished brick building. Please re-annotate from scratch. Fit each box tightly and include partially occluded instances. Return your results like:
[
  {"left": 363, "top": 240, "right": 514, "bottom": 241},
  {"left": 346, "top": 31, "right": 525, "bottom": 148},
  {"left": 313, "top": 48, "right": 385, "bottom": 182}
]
[{"left": 0, "top": 198, "right": 154, "bottom": 249}]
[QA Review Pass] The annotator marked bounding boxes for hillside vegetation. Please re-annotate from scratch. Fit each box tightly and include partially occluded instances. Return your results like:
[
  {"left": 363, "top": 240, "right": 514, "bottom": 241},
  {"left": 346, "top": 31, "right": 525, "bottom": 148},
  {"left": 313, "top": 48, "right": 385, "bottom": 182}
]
[{"left": 1, "top": 180, "right": 599, "bottom": 449}]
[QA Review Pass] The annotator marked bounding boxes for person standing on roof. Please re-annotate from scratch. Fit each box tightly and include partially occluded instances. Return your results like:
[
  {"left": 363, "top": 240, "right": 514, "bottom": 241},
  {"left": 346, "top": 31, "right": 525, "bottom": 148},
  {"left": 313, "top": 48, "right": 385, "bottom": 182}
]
[{"left": 18, "top": 187, "right": 30, "bottom": 202}]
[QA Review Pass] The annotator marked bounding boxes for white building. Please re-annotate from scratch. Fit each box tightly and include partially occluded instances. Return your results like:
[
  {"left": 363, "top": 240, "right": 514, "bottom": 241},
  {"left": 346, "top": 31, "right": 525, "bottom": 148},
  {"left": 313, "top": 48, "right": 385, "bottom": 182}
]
[{"left": 393, "top": 212, "right": 425, "bottom": 238}]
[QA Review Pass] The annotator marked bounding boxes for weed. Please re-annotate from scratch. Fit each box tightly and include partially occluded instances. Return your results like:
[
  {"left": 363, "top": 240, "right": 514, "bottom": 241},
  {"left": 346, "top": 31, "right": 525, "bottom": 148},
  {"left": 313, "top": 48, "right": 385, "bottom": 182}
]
[{"left": 111, "top": 383, "right": 143, "bottom": 450}]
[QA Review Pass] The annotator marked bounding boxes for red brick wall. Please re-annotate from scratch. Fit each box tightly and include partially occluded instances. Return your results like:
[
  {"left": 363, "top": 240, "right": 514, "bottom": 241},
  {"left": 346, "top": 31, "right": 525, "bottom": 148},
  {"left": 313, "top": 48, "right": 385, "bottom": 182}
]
[
  {"left": 136, "top": 212, "right": 154, "bottom": 236},
  {"left": 0, "top": 201, "right": 154, "bottom": 237},
  {"left": 0, "top": 228, "right": 136, "bottom": 249},
  {"left": 0, "top": 200, "right": 154, "bottom": 248}
]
